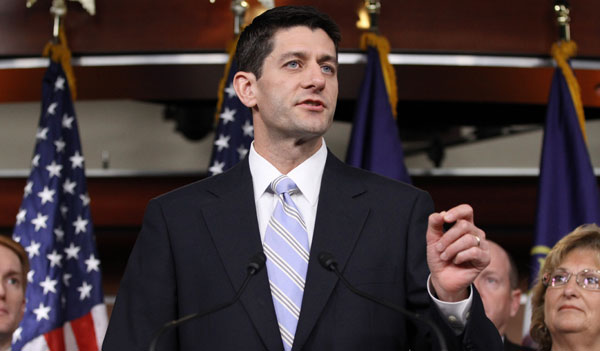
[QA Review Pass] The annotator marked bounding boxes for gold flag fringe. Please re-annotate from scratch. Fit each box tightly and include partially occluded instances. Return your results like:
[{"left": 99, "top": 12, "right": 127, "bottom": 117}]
[
  {"left": 551, "top": 40, "right": 587, "bottom": 142},
  {"left": 360, "top": 32, "right": 398, "bottom": 118},
  {"left": 42, "top": 25, "right": 77, "bottom": 101}
]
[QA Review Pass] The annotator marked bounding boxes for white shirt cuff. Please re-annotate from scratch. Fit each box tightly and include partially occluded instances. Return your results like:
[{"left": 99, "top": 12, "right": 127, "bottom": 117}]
[{"left": 426, "top": 274, "right": 473, "bottom": 333}]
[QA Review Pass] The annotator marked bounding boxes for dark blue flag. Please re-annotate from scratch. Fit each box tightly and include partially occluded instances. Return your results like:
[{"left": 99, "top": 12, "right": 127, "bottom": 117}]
[
  {"left": 530, "top": 64, "right": 600, "bottom": 281},
  {"left": 522, "top": 43, "right": 600, "bottom": 346},
  {"left": 346, "top": 40, "right": 411, "bottom": 183},
  {"left": 208, "top": 59, "right": 254, "bottom": 175},
  {"left": 12, "top": 61, "right": 107, "bottom": 350}
]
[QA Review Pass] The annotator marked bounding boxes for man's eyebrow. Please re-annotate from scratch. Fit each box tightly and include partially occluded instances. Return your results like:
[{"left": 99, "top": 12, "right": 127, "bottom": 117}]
[
  {"left": 317, "top": 54, "right": 338, "bottom": 67},
  {"left": 279, "top": 51, "right": 309, "bottom": 62},
  {"left": 278, "top": 52, "right": 338, "bottom": 66}
]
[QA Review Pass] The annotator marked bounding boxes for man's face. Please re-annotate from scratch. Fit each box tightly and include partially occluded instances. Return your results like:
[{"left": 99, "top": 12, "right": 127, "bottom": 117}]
[
  {"left": 0, "top": 245, "right": 26, "bottom": 341},
  {"left": 473, "top": 242, "right": 520, "bottom": 335},
  {"left": 251, "top": 26, "right": 338, "bottom": 144}
]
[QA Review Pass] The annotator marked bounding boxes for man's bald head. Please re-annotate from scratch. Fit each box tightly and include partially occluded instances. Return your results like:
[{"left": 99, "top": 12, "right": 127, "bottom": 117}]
[{"left": 474, "top": 240, "right": 521, "bottom": 335}]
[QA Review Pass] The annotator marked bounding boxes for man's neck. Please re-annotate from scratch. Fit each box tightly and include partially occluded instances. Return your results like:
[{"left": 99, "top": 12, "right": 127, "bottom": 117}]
[
  {"left": 0, "top": 336, "right": 11, "bottom": 351},
  {"left": 253, "top": 137, "right": 323, "bottom": 174}
]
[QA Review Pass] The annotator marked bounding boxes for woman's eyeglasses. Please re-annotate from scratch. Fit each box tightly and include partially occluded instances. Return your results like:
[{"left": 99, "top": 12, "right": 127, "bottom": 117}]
[{"left": 543, "top": 269, "right": 600, "bottom": 290}]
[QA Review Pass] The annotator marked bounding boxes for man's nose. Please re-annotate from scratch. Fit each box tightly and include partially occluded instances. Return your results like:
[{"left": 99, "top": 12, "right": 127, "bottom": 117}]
[{"left": 302, "top": 63, "right": 326, "bottom": 90}]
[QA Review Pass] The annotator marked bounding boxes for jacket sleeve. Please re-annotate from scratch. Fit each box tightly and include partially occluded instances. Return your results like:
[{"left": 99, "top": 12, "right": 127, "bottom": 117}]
[
  {"left": 102, "top": 199, "right": 179, "bottom": 351},
  {"left": 404, "top": 190, "right": 503, "bottom": 351}
]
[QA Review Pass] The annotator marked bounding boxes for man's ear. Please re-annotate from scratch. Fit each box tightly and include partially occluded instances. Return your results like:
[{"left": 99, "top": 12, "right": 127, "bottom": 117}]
[
  {"left": 233, "top": 71, "right": 257, "bottom": 108},
  {"left": 509, "top": 288, "right": 522, "bottom": 317}
]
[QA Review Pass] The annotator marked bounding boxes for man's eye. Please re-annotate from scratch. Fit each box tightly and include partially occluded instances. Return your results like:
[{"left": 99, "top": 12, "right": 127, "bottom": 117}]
[
  {"left": 486, "top": 277, "right": 498, "bottom": 285},
  {"left": 8, "top": 277, "right": 20, "bottom": 286},
  {"left": 286, "top": 61, "right": 299, "bottom": 69},
  {"left": 321, "top": 65, "right": 335, "bottom": 74}
]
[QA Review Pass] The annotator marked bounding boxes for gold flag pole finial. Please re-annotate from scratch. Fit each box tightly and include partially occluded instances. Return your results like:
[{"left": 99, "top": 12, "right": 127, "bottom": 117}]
[
  {"left": 366, "top": 0, "right": 381, "bottom": 33},
  {"left": 27, "top": 0, "right": 95, "bottom": 42},
  {"left": 50, "top": 0, "right": 67, "bottom": 43},
  {"left": 554, "top": 0, "right": 571, "bottom": 42},
  {"left": 356, "top": 0, "right": 381, "bottom": 33}
]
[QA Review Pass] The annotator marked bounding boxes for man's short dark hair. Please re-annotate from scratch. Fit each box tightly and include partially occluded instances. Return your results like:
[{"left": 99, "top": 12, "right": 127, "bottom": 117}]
[{"left": 235, "top": 5, "right": 341, "bottom": 79}]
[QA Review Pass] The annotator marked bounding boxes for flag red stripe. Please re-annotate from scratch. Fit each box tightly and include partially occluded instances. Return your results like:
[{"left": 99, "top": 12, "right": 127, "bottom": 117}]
[
  {"left": 44, "top": 327, "right": 66, "bottom": 351},
  {"left": 71, "top": 312, "right": 99, "bottom": 351}
]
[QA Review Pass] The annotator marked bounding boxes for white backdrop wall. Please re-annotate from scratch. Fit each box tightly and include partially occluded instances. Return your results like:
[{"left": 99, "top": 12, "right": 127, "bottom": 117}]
[{"left": 1, "top": 100, "right": 599, "bottom": 173}]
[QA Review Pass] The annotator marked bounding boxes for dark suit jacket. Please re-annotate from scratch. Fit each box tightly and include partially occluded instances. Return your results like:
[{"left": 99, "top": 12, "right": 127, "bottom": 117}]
[
  {"left": 103, "top": 152, "right": 502, "bottom": 351},
  {"left": 504, "top": 337, "right": 536, "bottom": 351}
]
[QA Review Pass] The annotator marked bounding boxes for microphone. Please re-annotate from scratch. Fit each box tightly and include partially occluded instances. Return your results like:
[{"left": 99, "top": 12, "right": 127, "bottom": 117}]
[
  {"left": 318, "top": 252, "right": 448, "bottom": 351},
  {"left": 148, "top": 252, "right": 267, "bottom": 351}
]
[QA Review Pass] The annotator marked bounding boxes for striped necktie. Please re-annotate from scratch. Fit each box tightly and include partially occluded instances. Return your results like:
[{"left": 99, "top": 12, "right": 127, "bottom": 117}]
[{"left": 263, "top": 175, "right": 310, "bottom": 351}]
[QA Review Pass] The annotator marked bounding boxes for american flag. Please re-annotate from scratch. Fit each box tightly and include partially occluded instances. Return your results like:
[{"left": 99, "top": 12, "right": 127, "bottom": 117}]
[
  {"left": 11, "top": 60, "right": 107, "bottom": 351},
  {"left": 207, "top": 59, "right": 254, "bottom": 176}
]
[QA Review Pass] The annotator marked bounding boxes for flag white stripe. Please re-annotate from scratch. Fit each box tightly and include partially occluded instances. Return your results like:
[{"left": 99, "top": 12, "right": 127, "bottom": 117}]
[
  {"left": 92, "top": 303, "right": 108, "bottom": 348},
  {"left": 21, "top": 335, "right": 49, "bottom": 351},
  {"left": 64, "top": 320, "right": 78, "bottom": 351}
]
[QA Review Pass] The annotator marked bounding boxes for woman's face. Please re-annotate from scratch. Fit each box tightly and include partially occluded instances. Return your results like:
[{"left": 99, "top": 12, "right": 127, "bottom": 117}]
[{"left": 544, "top": 248, "right": 600, "bottom": 338}]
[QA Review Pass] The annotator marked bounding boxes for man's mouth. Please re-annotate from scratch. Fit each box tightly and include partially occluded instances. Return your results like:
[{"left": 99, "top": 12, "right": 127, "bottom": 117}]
[
  {"left": 298, "top": 99, "right": 325, "bottom": 111},
  {"left": 299, "top": 98, "right": 324, "bottom": 106}
]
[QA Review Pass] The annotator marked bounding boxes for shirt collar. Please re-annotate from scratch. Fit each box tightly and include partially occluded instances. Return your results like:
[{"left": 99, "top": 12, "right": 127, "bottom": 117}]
[{"left": 249, "top": 139, "right": 327, "bottom": 205}]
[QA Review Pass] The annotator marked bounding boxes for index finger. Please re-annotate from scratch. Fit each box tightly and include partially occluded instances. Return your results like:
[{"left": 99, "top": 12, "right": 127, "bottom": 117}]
[{"left": 442, "top": 204, "right": 474, "bottom": 223}]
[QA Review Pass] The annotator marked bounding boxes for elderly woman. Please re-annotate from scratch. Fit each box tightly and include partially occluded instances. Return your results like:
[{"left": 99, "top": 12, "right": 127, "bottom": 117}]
[{"left": 530, "top": 223, "right": 600, "bottom": 351}]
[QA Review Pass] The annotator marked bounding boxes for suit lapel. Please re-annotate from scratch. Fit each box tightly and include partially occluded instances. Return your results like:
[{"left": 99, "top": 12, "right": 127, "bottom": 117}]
[
  {"left": 292, "top": 153, "right": 370, "bottom": 350},
  {"left": 201, "top": 159, "right": 283, "bottom": 351}
]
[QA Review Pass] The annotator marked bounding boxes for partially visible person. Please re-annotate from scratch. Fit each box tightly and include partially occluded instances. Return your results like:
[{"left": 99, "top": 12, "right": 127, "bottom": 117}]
[
  {"left": 0, "top": 236, "right": 28, "bottom": 351},
  {"left": 531, "top": 223, "right": 600, "bottom": 351},
  {"left": 474, "top": 241, "right": 534, "bottom": 351}
]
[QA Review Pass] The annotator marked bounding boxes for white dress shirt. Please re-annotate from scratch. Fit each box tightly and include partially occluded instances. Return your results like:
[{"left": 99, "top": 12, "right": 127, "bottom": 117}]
[{"left": 248, "top": 138, "right": 471, "bottom": 331}]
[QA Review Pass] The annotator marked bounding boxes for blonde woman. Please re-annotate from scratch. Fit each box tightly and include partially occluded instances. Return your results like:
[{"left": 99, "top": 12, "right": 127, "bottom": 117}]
[{"left": 530, "top": 224, "right": 600, "bottom": 351}]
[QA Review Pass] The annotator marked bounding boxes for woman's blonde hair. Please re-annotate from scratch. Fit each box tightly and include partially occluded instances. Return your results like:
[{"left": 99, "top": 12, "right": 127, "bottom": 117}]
[{"left": 530, "top": 223, "right": 600, "bottom": 351}]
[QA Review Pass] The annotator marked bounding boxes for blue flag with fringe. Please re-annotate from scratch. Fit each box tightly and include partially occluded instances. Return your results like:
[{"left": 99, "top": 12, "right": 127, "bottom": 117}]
[
  {"left": 530, "top": 47, "right": 600, "bottom": 282},
  {"left": 346, "top": 36, "right": 410, "bottom": 183},
  {"left": 523, "top": 42, "right": 600, "bottom": 346}
]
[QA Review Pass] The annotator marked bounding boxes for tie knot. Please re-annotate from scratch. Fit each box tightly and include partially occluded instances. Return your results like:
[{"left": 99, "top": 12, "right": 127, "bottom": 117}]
[{"left": 270, "top": 175, "right": 299, "bottom": 195}]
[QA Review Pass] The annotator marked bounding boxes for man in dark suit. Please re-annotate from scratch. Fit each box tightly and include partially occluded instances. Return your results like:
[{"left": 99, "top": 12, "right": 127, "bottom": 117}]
[
  {"left": 103, "top": 6, "right": 502, "bottom": 351},
  {"left": 474, "top": 241, "right": 535, "bottom": 351}
]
